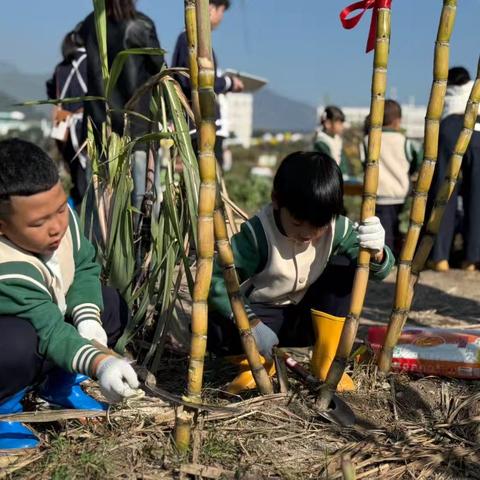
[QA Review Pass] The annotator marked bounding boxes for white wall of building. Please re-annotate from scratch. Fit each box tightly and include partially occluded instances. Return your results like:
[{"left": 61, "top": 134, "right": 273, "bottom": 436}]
[{"left": 225, "top": 92, "right": 253, "bottom": 148}]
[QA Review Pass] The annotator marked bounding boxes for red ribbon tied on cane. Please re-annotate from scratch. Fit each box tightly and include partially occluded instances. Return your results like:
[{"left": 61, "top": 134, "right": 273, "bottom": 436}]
[{"left": 340, "top": 0, "right": 392, "bottom": 53}]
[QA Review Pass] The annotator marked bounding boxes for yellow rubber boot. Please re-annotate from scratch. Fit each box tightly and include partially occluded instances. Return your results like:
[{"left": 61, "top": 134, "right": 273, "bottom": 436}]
[
  {"left": 225, "top": 356, "right": 276, "bottom": 395},
  {"left": 310, "top": 309, "right": 356, "bottom": 392}
]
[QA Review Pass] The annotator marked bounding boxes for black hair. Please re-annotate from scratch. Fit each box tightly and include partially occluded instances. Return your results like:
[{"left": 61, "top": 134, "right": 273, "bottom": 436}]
[
  {"left": 61, "top": 27, "right": 84, "bottom": 62},
  {"left": 448, "top": 67, "right": 471, "bottom": 87},
  {"left": 383, "top": 99, "right": 402, "bottom": 126},
  {"left": 321, "top": 105, "right": 345, "bottom": 124},
  {"left": 106, "top": 0, "right": 136, "bottom": 21},
  {"left": 0, "top": 139, "right": 59, "bottom": 217},
  {"left": 273, "top": 151, "right": 344, "bottom": 227},
  {"left": 210, "top": 0, "right": 231, "bottom": 9}
]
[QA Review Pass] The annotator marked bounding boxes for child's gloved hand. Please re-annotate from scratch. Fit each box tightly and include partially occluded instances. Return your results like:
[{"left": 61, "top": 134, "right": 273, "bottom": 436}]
[
  {"left": 357, "top": 216, "right": 385, "bottom": 252},
  {"left": 77, "top": 320, "right": 108, "bottom": 346},
  {"left": 95, "top": 356, "right": 140, "bottom": 403},
  {"left": 251, "top": 319, "right": 279, "bottom": 360}
]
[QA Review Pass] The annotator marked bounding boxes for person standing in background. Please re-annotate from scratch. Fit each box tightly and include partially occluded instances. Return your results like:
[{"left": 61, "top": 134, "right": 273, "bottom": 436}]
[
  {"left": 427, "top": 67, "right": 480, "bottom": 272},
  {"left": 46, "top": 27, "right": 88, "bottom": 207},
  {"left": 314, "top": 106, "right": 350, "bottom": 177},
  {"left": 362, "top": 100, "right": 421, "bottom": 256},
  {"left": 78, "top": 0, "right": 165, "bottom": 215},
  {"left": 171, "top": 0, "right": 244, "bottom": 168}
]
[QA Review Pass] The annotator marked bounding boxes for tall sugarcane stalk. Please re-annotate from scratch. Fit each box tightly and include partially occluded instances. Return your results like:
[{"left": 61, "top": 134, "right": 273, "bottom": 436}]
[
  {"left": 175, "top": 0, "right": 217, "bottom": 451},
  {"left": 213, "top": 194, "right": 274, "bottom": 394},
  {"left": 377, "top": 0, "right": 457, "bottom": 374},
  {"left": 185, "top": 0, "right": 202, "bottom": 126},
  {"left": 382, "top": 60, "right": 480, "bottom": 362},
  {"left": 184, "top": 0, "right": 272, "bottom": 395},
  {"left": 317, "top": 4, "right": 392, "bottom": 410}
]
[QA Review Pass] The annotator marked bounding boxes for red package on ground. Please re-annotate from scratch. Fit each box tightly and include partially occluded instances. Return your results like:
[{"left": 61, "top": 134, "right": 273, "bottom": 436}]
[{"left": 368, "top": 326, "right": 480, "bottom": 379}]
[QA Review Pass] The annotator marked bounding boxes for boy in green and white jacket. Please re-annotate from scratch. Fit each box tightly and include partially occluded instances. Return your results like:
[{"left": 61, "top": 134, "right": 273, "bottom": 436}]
[
  {"left": 0, "top": 139, "right": 139, "bottom": 450},
  {"left": 208, "top": 151, "right": 394, "bottom": 393}
]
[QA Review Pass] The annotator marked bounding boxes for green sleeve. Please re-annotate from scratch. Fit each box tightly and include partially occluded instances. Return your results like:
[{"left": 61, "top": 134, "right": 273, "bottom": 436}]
[
  {"left": 339, "top": 150, "right": 350, "bottom": 176},
  {"left": 65, "top": 207, "right": 104, "bottom": 323},
  {"left": 313, "top": 140, "right": 332, "bottom": 157},
  {"left": 332, "top": 216, "right": 395, "bottom": 281},
  {"left": 0, "top": 263, "right": 102, "bottom": 375},
  {"left": 406, "top": 138, "right": 423, "bottom": 174},
  {"left": 209, "top": 218, "right": 264, "bottom": 318}
]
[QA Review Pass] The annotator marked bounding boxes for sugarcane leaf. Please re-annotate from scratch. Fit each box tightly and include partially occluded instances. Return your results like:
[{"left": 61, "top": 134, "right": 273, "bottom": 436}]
[
  {"left": 19, "top": 96, "right": 105, "bottom": 107},
  {"left": 93, "top": 0, "right": 109, "bottom": 89},
  {"left": 106, "top": 48, "right": 166, "bottom": 100}
]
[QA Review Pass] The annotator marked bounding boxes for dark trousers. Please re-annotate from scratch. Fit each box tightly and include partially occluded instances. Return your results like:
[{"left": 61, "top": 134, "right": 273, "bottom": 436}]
[
  {"left": 208, "top": 256, "right": 356, "bottom": 356},
  {"left": 376, "top": 204, "right": 403, "bottom": 257},
  {"left": 56, "top": 138, "right": 88, "bottom": 206},
  {"left": 0, "top": 286, "right": 128, "bottom": 402},
  {"left": 427, "top": 143, "right": 480, "bottom": 263}
]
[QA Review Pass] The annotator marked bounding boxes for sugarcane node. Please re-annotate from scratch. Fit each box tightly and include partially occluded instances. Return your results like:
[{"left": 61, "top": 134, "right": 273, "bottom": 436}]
[{"left": 391, "top": 307, "right": 410, "bottom": 315}]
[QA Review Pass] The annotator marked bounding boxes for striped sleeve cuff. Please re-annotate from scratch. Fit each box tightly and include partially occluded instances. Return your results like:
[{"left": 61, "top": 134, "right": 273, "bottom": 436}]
[
  {"left": 370, "top": 247, "right": 394, "bottom": 278},
  {"left": 229, "top": 303, "right": 257, "bottom": 323},
  {"left": 71, "top": 344, "right": 107, "bottom": 378},
  {"left": 72, "top": 303, "right": 102, "bottom": 327}
]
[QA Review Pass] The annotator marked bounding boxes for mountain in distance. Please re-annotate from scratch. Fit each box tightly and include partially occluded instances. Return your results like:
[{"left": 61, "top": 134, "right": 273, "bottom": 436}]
[
  {"left": 0, "top": 61, "right": 50, "bottom": 103},
  {"left": 253, "top": 88, "right": 317, "bottom": 133},
  {"left": 0, "top": 61, "right": 50, "bottom": 117},
  {"left": 0, "top": 61, "right": 319, "bottom": 131}
]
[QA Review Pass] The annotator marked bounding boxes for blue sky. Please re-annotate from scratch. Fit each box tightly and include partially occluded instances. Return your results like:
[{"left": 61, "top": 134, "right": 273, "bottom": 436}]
[{"left": 0, "top": 0, "right": 479, "bottom": 107}]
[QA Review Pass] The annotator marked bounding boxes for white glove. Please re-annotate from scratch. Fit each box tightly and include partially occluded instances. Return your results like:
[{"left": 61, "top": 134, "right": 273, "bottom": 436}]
[
  {"left": 96, "top": 356, "right": 140, "bottom": 403},
  {"left": 357, "top": 216, "right": 385, "bottom": 252},
  {"left": 251, "top": 320, "right": 279, "bottom": 360},
  {"left": 77, "top": 320, "right": 108, "bottom": 346}
]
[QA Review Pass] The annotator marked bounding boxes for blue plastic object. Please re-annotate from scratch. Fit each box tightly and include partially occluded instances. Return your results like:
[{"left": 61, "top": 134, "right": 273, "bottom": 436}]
[
  {"left": 38, "top": 370, "right": 106, "bottom": 411},
  {"left": 0, "top": 389, "right": 39, "bottom": 450},
  {"left": 67, "top": 197, "right": 76, "bottom": 208}
]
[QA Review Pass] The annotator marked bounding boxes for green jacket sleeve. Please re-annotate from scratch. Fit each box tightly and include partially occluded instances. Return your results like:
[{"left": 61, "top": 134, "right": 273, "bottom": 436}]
[
  {"left": 339, "top": 149, "right": 350, "bottom": 176},
  {"left": 313, "top": 139, "right": 332, "bottom": 157},
  {"left": 209, "top": 218, "right": 264, "bottom": 318},
  {"left": 405, "top": 138, "right": 423, "bottom": 174},
  {"left": 332, "top": 216, "right": 395, "bottom": 281},
  {"left": 0, "top": 262, "right": 103, "bottom": 375},
  {"left": 65, "top": 207, "right": 104, "bottom": 326}
]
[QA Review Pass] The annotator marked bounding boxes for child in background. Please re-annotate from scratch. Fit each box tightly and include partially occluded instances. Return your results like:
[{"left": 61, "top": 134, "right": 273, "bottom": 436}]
[
  {"left": 0, "top": 139, "right": 139, "bottom": 450},
  {"left": 314, "top": 105, "right": 350, "bottom": 177},
  {"left": 363, "top": 100, "right": 421, "bottom": 255},
  {"left": 208, "top": 151, "right": 394, "bottom": 394}
]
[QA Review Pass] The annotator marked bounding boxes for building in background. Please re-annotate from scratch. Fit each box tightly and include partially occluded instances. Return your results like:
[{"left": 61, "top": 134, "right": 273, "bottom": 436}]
[{"left": 225, "top": 92, "right": 254, "bottom": 148}]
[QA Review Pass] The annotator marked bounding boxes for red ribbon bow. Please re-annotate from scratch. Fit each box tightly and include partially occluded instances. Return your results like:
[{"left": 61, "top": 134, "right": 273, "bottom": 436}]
[{"left": 340, "top": 0, "right": 392, "bottom": 53}]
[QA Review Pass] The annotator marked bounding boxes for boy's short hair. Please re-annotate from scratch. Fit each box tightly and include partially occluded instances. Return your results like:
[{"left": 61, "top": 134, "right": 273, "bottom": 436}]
[
  {"left": 383, "top": 99, "right": 402, "bottom": 126},
  {"left": 273, "top": 151, "right": 344, "bottom": 227},
  {"left": 321, "top": 105, "right": 345, "bottom": 124},
  {"left": 0, "top": 139, "right": 59, "bottom": 217},
  {"left": 448, "top": 66, "right": 471, "bottom": 86},
  {"left": 209, "top": 0, "right": 230, "bottom": 9}
]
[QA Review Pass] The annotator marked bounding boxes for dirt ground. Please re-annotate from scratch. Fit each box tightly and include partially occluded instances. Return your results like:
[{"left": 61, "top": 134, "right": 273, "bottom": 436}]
[{"left": 2, "top": 268, "right": 480, "bottom": 479}]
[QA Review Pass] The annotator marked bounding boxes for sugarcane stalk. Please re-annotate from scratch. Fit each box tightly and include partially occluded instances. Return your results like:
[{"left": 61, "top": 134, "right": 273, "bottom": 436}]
[
  {"left": 175, "top": 0, "right": 216, "bottom": 452},
  {"left": 317, "top": 4, "right": 391, "bottom": 410},
  {"left": 213, "top": 193, "right": 274, "bottom": 394},
  {"left": 385, "top": 60, "right": 480, "bottom": 352},
  {"left": 377, "top": 0, "right": 457, "bottom": 374},
  {"left": 185, "top": 0, "right": 271, "bottom": 395},
  {"left": 184, "top": 0, "right": 202, "bottom": 126}
]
